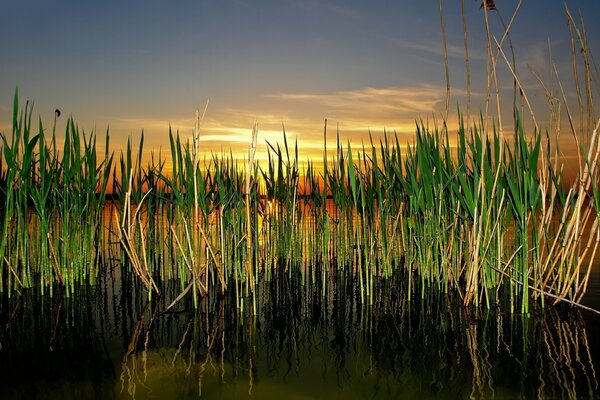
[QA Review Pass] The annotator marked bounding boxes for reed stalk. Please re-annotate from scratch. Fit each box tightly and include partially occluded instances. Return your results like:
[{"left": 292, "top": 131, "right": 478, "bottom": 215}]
[{"left": 0, "top": 4, "right": 598, "bottom": 318}]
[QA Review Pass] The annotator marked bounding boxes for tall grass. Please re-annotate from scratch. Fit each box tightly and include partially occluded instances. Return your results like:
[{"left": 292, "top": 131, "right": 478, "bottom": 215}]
[
  {"left": 0, "top": 92, "right": 112, "bottom": 296},
  {"left": 0, "top": 91, "right": 598, "bottom": 315},
  {"left": 1, "top": 4, "right": 599, "bottom": 316}
]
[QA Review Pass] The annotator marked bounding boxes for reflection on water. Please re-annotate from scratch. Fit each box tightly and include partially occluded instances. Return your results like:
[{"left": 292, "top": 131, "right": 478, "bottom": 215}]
[{"left": 0, "top": 269, "right": 599, "bottom": 399}]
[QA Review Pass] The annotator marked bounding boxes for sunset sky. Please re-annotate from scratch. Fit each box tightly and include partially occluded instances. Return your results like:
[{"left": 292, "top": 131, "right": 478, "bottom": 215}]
[{"left": 1, "top": 1, "right": 599, "bottom": 166}]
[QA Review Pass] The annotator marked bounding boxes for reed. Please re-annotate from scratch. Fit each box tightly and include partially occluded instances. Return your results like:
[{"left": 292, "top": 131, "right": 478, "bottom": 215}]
[
  {"left": 0, "top": 92, "right": 112, "bottom": 296},
  {"left": 1, "top": 4, "right": 599, "bottom": 318},
  {"left": 0, "top": 94, "right": 598, "bottom": 316}
]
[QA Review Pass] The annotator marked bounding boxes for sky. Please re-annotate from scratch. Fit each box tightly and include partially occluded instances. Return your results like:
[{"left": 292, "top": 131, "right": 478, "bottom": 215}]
[{"left": 1, "top": 0, "right": 599, "bottom": 167}]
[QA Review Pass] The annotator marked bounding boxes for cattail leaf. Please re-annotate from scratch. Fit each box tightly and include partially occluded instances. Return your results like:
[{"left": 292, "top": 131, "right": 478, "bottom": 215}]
[{"left": 347, "top": 143, "right": 357, "bottom": 204}]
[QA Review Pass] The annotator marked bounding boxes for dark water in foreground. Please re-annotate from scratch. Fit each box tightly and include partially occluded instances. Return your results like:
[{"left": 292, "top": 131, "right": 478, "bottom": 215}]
[{"left": 0, "top": 267, "right": 599, "bottom": 399}]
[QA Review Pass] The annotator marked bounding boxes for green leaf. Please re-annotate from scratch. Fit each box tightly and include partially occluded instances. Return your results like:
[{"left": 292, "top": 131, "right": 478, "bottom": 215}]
[{"left": 347, "top": 143, "right": 357, "bottom": 204}]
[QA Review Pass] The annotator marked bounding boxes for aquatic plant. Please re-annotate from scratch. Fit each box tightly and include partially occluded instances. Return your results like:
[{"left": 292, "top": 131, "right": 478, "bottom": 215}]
[
  {"left": 0, "top": 90, "right": 598, "bottom": 316},
  {"left": 0, "top": 3, "right": 598, "bottom": 318},
  {"left": 0, "top": 93, "right": 112, "bottom": 296}
]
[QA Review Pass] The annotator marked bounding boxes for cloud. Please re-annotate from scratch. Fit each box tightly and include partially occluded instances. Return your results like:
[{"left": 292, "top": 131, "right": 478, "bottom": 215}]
[
  {"left": 186, "top": 85, "right": 466, "bottom": 155},
  {"left": 269, "top": 85, "right": 447, "bottom": 117},
  {"left": 98, "top": 84, "right": 475, "bottom": 164},
  {"left": 384, "top": 35, "right": 487, "bottom": 62}
]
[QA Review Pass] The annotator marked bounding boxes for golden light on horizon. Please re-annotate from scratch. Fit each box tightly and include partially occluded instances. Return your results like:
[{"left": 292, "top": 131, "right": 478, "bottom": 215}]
[{"left": 87, "top": 84, "right": 458, "bottom": 172}]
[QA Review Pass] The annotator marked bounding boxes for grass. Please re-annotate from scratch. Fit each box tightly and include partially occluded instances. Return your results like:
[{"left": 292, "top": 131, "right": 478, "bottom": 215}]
[
  {"left": 2, "top": 97, "right": 598, "bottom": 316},
  {"left": 0, "top": 4, "right": 599, "bottom": 316},
  {"left": 0, "top": 93, "right": 112, "bottom": 297}
]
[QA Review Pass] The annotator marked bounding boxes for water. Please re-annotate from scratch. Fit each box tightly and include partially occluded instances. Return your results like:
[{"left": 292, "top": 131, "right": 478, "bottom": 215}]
[{"left": 1, "top": 266, "right": 599, "bottom": 399}]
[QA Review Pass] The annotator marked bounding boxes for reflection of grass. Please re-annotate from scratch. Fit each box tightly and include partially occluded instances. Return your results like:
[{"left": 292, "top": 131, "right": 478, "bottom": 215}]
[
  {"left": 1, "top": 272, "right": 595, "bottom": 398},
  {"left": 112, "top": 275, "right": 599, "bottom": 399}
]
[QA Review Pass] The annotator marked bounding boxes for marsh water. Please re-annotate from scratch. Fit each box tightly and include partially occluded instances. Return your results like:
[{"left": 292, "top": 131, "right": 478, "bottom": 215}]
[
  {"left": 1, "top": 204, "right": 600, "bottom": 399},
  {"left": 0, "top": 263, "right": 599, "bottom": 400}
]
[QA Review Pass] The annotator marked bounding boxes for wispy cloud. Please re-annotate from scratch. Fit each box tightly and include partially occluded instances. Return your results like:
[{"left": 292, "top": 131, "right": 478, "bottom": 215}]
[
  {"left": 384, "top": 35, "right": 487, "bottom": 62},
  {"left": 269, "top": 85, "right": 446, "bottom": 117},
  {"left": 101, "top": 84, "right": 470, "bottom": 162}
]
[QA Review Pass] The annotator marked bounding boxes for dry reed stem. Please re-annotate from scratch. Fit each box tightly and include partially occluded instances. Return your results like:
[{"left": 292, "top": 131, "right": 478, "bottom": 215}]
[
  {"left": 193, "top": 100, "right": 209, "bottom": 226},
  {"left": 164, "top": 279, "right": 197, "bottom": 312},
  {"left": 438, "top": 0, "right": 450, "bottom": 123},
  {"left": 193, "top": 109, "right": 199, "bottom": 226},
  {"left": 183, "top": 220, "right": 195, "bottom": 273},
  {"left": 197, "top": 222, "right": 226, "bottom": 291},
  {"left": 461, "top": 0, "right": 471, "bottom": 124},
  {"left": 554, "top": 63, "right": 582, "bottom": 170},
  {"left": 566, "top": 8, "right": 584, "bottom": 134},
  {"left": 164, "top": 222, "right": 208, "bottom": 311},
  {"left": 120, "top": 228, "right": 157, "bottom": 294},
  {"left": 565, "top": 7, "right": 595, "bottom": 134},
  {"left": 577, "top": 218, "right": 599, "bottom": 302},
  {"left": 574, "top": 118, "right": 600, "bottom": 300},
  {"left": 528, "top": 62, "right": 560, "bottom": 135},
  {"left": 170, "top": 224, "right": 194, "bottom": 276},
  {"left": 556, "top": 120, "right": 600, "bottom": 299},
  {"left": 492, "top": 1, "right": 521, "bottom": 129},
  {"left": 537, "top": 118, "right": 600, "bottom": 304},
  {"left": 493, "top": 259, "right": 600, "bottom": 315},
  {"left": 3, "top": 256, "right": 24, "bottom": 288},
  {"left": 482, "top": 2, "right": 492, "bottom": 133},
  {"left": 462, "top": 1, "right": 515, "bottom": 305},
  {"left": 133, "top": 191, "right": 160, "bottom": 294},
  {"left": 118, "top": 180, "right": 159, "bottom": 295},
  {"left": 245, "top": 122, "right": 258, "bottom": 292},
  {"left": 46, "top": 231, "right": 65, "bottom": 287},
  {"left": 493, "top": 37, "right": 538, "bottom": 132},
  {"left": 139, "top": 212, "right": 150, "bottom": 283}
]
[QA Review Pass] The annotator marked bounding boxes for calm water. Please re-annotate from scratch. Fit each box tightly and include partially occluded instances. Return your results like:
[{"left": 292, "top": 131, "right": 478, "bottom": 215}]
[{"left": 0, "top": 265, "right": 599, "bottom": 400}]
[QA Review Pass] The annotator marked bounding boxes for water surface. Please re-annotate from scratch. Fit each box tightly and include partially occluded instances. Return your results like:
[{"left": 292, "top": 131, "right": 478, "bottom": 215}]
[{"left": 1, "top": 267, "right": 599, "bottom": 399}]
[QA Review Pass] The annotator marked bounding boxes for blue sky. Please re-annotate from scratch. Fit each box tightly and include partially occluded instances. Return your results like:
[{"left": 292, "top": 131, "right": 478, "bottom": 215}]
[{"left": 1, "top": 0, "right": 599, "bottom": 160}]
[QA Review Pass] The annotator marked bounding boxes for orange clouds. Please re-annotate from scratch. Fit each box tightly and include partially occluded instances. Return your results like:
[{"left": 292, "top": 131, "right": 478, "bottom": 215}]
[{"left": 95, "top": 84, "right": 458, "bottom": 165}]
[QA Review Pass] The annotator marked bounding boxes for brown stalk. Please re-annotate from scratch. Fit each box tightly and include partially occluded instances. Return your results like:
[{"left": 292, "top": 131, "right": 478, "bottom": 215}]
[
  {"left": 492, "top": 260, "right": 600, "bottom": 315},
  {"left": 164, "top": 280, "right": 196, "bottom": 312},
  {"left": 192, "top": 102, "right": 209, "bottom": 271},
  {"left": 197, "top": 220, "right": 226, "bottom": 292},
  {"left": 164, "top": 223, "right": 207, "bottom": 311},
  {"left": 120, "top": 227, "right": 157, "bottom": 294},
  {"left": 578, "top": 10, "right": 595, "bottom": 136},
  {"left": 118, "top": 182, "right": 159, "bottom": 295},
  {"left": 46, "top": 231, "right": 65, "bottom": 287},
  {"left": 576, "top": 218, "right": 599, "bottom": 302},
  {"left": 461, "top": 0, "right": 471, "bottom": 124},
  {"left": 573, "top": 119, "right": 600, "bottom": 300},
  {"left": 3, "top": 256, "right": 24, "bottom": 288},
  {"left": 493, "top": 36, "right": 538, "bottom": 132},
  {"left": 565, "top": 7, "right": 584, "bottom": 135},
  {"left": 556, "top": 120, "right": 600, "bottom": 297},
  {"left": 464, "top": 0, "right": 517, "bottom": 306},
  {"left": 170, "top": 224, "right": 194, "bottom": 276},
  {"left": 554, "top": 62, "right": 580, "bottom": 156},
  {"left": 438, "top": 0, "right": 450, "bottom": 123},
  {"left": 482, "top": 0, "right": 493, "bottom": 133},
  {"left": 491, "top": 1, "right": 521, "bottom": 132},
  {"left": 245, "top": 122, "right": 258, "bottom": 292}
]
